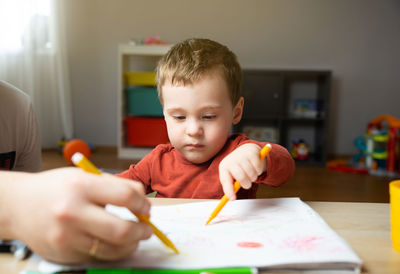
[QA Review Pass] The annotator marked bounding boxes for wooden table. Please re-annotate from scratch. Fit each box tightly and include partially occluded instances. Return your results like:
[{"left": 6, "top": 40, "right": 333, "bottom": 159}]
[{"left": 1, "top": 199, "right": 400, "bottom": 273}]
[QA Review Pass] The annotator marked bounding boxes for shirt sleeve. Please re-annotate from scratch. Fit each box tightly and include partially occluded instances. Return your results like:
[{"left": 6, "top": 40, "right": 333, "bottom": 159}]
[
  {"left": 14, "top": 103, "right": 42, "bottom": 172},
  {"left": 116, "top": 147, "right": 160, "bottom": 194},
  {"left": 262, "top": 143, "right": 295, "bottom": 186}
]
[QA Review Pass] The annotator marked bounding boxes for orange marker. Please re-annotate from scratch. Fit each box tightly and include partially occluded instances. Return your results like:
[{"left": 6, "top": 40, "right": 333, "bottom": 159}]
[
  {"left": 71, "top": 152, "right": 179, "bottom": 254},
  {"left": 205, "top": 144, "right": 272, "bottom": 225}
]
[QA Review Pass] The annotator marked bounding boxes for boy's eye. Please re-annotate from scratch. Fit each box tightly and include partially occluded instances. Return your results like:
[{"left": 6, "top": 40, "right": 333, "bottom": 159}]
[
  {"left": 202, "top": 115, "right": 216, "bottom": 120},
  {"left": 173, "top": 115, "right": 186, "bottom": 120}
]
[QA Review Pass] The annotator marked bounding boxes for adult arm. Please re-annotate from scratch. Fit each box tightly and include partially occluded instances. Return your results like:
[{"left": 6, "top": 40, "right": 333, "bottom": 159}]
[
  {"left": 0, "top": 168, "right": 152, "bottom": 263},
  {"left": 13, "top": 100, "right": 42, "bottom": 172}
]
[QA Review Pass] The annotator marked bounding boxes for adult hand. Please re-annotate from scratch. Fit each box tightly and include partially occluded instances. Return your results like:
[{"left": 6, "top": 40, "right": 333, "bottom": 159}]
[
  {"left": 4, "top": 167, "right": 152, "bottom": 263},
  {"left": 218, "top": 143, "right": 266, "bottom": 200}
]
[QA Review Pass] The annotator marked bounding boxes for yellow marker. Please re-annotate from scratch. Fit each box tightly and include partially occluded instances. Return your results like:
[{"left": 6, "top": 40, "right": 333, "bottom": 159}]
[
  {"left": 71, "top": 152, "right": 179, "bottom": 254},
  {"left": 205, "top": 144, "right": 272, "bottom": 225}
]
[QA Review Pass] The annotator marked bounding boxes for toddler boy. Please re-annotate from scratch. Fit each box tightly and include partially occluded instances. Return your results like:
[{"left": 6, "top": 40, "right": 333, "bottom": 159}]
[{"left": 118, "top": 38, "right": 295, "bottom": 200}]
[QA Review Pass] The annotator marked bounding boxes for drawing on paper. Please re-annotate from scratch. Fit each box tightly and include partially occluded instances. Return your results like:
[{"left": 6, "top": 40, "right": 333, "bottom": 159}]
[
  {"left": 237, "top": 241, "right": 264, "bottom": 248},
  {"left": 280, "top": 235, "right": 324, "bottom": 252},
  {"left": 38, "top": 198, "right": 362, "bottom": 273}
]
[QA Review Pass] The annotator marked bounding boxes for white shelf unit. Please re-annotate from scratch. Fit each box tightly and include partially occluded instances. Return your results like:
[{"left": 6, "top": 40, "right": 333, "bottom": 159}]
[{"left": 117, "top": 44, "right": 172, "bottom": 159}]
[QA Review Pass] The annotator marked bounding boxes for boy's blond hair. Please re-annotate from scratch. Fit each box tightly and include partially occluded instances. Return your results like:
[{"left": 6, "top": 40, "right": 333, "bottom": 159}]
[{"left": 156, "top": 38, "right": 242, "bottom": 106}]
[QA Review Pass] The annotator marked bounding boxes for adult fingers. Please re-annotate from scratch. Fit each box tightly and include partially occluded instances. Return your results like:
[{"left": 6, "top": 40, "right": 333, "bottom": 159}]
[
  {"left": 59, "top": 230, "right": 140, "bottom": 262},
  {"left": 85, "top": 173, "right": 151, "bottom": 216},
  {"left": 73, "top": 204, "right": 153, "bottom": 247},
  {"left": 89, "top": 239, "right": 139, "bottom": 261}
]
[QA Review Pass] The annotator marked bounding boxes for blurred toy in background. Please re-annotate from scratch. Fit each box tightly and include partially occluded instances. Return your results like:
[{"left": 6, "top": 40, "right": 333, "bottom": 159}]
[
  {"left": 327, "top": 115, "right": 400, "bottom": 177},
  {"left": 291, "top": 139, "right": 310, "bottom": 161},
  {"left": 353, "top": 130, "right": 387, "bottom": 171},
  {"left": 59, "top": 138, "right": 94, "bottom": 165},
  {"left": 365, "top": 115, "right": 400, "bottom": 176},
  {"left": 243, "top": 126, "right": 278, "bottom": 143},
  {"left": 144, "top": 36, "right": 168, "bottom": 45},
  {"left": 57, "top": 138, "right": 68, "bottom": 153},
  {"left": 128, "top": 36, "right": 168, "bottom": 46},
  {"left": 292, "top": 99, "right": 318, "bottom": 118},
  {"left": 326, "top": 158, "right": 369, "bottom": 174}
]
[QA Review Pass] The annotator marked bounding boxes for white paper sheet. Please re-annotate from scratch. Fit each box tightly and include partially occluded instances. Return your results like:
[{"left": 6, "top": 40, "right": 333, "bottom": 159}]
[{"left": 36, "top": 198, "right": 362, "bottom": 272}]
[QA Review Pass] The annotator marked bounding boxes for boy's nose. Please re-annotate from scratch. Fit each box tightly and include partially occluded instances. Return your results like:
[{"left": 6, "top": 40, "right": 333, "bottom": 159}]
[{"left": 186, "top": 118, "right": 203, "bottom": 136}]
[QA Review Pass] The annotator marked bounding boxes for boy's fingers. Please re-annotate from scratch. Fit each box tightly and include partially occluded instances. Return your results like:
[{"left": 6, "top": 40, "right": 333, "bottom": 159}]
[
  {"left": 85, "top": 174, "right": 150, "bottom": 215},
  {"left": 238, "top": 161, "right": 258, "bottom": 187},
  {"left": 219, "top": 170, "right": 236, "bottom": 200},
  {"left": 229, "top": 165, "right": 253, "bottom": 190},
  {"left": 251, "top": 155, "right": 265, "bottom": 175}
]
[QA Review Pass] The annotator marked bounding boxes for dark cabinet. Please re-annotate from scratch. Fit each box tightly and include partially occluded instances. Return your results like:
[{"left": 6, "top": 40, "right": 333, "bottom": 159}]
[
  {"left": 235, "top": 69, "right": 331, "bottom": 165},
  {"left": 242, "top": 72, "right": 283, "bottom": 119}
]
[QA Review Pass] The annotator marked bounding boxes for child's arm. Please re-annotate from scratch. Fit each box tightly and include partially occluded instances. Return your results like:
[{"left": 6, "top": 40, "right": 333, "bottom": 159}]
[{"left": 219, "top": 143, "right": 266, "bottom": 200}]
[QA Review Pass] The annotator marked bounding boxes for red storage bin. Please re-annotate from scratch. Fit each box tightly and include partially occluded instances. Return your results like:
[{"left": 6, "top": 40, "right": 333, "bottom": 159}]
[{"left": 125, "top": 117, "right": 169, "bottom": 147}]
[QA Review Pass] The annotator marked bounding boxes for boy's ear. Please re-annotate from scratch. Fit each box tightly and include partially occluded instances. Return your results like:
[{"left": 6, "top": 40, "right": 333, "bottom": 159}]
[{"left": 232, "top": 97, "right": 244, "bottom": 125}]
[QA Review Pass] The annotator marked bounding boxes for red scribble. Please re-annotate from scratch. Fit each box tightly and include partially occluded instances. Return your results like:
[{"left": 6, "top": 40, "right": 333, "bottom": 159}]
[
  {"left": 282, "top": 235, "right": 323, "bottom": 252},
  {"left": 237, "top": 241, "right": 264, "bottom": 248}
]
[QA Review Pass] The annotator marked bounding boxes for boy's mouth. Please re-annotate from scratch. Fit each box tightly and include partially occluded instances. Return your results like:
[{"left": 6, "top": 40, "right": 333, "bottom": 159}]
[{"left": 186, "top": 144, "right": 204, "bottom": 149}]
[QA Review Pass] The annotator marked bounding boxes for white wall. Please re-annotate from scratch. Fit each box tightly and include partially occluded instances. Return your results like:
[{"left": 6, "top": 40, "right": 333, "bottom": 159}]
[{"left": 64, "top": 0, "right": 400, "bottom": 155}]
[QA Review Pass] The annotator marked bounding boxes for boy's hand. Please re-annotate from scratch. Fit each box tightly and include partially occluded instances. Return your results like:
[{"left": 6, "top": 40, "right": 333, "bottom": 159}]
[{"left": 219, "top": 143, "right": 267, "bottom": 200}]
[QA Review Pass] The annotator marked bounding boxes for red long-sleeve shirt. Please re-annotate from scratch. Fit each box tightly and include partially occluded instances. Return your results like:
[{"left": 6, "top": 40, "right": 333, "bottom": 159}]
[{"left": 117, "top": 134, "right": 295, "bottom": 199}]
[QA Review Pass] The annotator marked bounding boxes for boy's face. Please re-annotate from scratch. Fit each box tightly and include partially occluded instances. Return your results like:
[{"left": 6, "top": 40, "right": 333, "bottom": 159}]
[{"left": 162, "top": 71, "right": 243, "bottom": 164}]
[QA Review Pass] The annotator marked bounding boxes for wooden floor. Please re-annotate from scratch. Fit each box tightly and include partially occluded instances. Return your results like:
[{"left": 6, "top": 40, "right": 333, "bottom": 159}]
[{"left": 42, "top": 147, "right": 395, "bottom": 203}]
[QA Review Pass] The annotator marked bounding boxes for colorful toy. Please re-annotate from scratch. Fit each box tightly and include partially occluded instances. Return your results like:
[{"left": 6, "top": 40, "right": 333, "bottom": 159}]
[
  {"left": 57, "top": 138, "right": 68, "bottom": 153},
  {"left": 367, "top": 115, "right": 400, "bottom": 175},
  {"left": 291, "top": 139, "right": 310, "bottom": 161},
  {"left": 328, "top": 115, "right": 400, "bottom": 177},
  {"left": 144, "top": 36, "right": 168, "bottom": 45},
  {"left": 128, "top": 36, "right": 168, "bottom": 46},
  {"left": 292, "top": 99, "right": 318, "bottom": 118},
  {"left": 326, "top": 159, "right": 369, "bottom": 174},
  {"left": 63, "top": 139, "right": 91, "bottom": 165}
]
